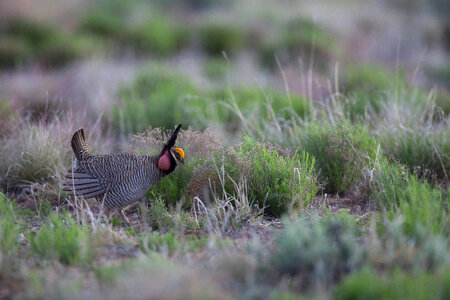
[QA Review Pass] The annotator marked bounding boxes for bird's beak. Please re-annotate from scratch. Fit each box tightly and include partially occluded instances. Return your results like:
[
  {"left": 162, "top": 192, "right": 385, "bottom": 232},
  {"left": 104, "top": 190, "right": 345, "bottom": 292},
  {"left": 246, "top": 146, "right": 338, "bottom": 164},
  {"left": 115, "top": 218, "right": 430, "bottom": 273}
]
[{"left": 179, "top": 158, "right": 185, "bottom": 165}]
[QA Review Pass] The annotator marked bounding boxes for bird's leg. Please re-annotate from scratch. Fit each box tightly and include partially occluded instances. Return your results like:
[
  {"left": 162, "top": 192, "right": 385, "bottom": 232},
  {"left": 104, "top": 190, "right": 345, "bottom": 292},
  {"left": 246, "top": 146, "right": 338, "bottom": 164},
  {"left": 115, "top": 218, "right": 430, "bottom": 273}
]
[
  {"left": 118, "top": 209, "right": 131, "bottom": 227},
  {"left": 103, "top": 207, "right": 113, "bottom": 221}
]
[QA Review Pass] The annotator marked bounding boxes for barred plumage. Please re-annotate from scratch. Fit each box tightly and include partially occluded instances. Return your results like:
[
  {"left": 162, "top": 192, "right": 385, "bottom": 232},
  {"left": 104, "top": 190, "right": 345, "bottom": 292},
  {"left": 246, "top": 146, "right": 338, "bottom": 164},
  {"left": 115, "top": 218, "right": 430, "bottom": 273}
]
[{"left": 63, "top": 125, "right": 184, "bottom": 224}]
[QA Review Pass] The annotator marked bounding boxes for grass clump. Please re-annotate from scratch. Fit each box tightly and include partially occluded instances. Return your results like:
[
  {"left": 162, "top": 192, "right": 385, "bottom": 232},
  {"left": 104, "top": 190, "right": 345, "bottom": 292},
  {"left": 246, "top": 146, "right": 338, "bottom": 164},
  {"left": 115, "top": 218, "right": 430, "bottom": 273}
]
[
  {"left": 369, "top": 216, "right": 449, "bottom": 272},
  {"left": 79, "top": 1, "right": 186, "bottom": 56},
  {"left": 129, "top": 14, "right": 186, "bottom": 56},
  {"left": 269, "top": 213, "right": 363, "bottom": 290},
  {"left": 0, "top": 121, "right": 72, "bottom": 194},
  {"left": 114, "top": 65, "right": 201, "bottom": 134},
  {"left": 89, "top": 256, "right": 230, "bottom": 299},
  {"left": 140, "top": 230, "right": 208, "bottom": 256},
  {"left": 79, "top": 3, "right": 129, "bottom": 39},
  {"left": 0, "top": 19, "right": 95, "bottom": 68},
  {"left": 343, "top": 63, "right": 400, "bottom": 95},
  {"left": 141, "top": 196, "right": 203, "bottom": 233},
  {"left": 300, "top": 122, "right": 379, "bottom": 194},
  {"left": 29, "top": 213, "right": 99, "bottom": 266},
  {"left": 342, "top": 92, "right": 388, "bottom": 122},
  {"left": 0, "top": 194, "right": 25, "bottom": 259},
  {"left": 334, "top": 269, "right": 450, "bottom": 300},
  {"left": 370, "top": 86, "right": 449, "bottom": 179},
  {"left": 203, "top": 57, "right": 229, "bottom": 81},
  {"left": 198, "top": 21, "right": 245, "bottom": 56},
  {"left": 259, "top": 17, "right": 334, "bottom": 70},
  {"left": 222, "top": 136, "right": 319, "bottom": 216},
  {"left": 0, "top": 35, "right": 31, "bottom": 68},
  {"left": 210, "top": 86, "right": 310, "bottom": 132},
  {"left": 371, "top": 161, "right": 449, "bottom": 236},
  {"left": 379, "top": 125, "right": 449, "bottom": 180}
]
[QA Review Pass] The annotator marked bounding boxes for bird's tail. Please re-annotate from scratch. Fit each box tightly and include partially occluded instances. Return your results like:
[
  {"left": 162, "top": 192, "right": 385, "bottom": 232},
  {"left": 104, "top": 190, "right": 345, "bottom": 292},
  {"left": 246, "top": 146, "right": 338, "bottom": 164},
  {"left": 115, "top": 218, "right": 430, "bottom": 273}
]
[{"left": 71, "top": 128, "right": 90, "bottom": 161}]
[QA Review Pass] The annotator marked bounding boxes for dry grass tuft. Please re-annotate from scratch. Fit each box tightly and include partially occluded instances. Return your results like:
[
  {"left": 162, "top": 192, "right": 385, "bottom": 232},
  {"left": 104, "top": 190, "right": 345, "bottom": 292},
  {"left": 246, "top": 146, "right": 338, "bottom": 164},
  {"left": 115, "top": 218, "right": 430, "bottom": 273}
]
[
  {"left": 129, "top": 126, "right": 223, "bottom": 158},
  {"left": 0, "top": 117, "right": 111, "bottom": 204}
]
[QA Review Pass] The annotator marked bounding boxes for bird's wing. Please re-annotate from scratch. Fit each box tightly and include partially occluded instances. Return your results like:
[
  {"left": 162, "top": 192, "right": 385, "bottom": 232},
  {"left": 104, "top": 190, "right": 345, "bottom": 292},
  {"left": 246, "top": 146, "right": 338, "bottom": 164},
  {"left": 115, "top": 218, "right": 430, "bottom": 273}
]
[
  {"left": 63, "top": 154, "right": 115, "bottom": 198},
  {"left": 63, "top": 168, "right": 107, "bottom": 198}
]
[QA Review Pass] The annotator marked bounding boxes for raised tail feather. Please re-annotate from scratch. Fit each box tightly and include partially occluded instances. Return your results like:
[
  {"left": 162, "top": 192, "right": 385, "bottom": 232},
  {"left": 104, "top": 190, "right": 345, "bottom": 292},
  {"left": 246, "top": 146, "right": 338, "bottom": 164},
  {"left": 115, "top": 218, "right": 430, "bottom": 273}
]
[
  {"left": 71, "top": 128, "right": 90, "bottom": 161},
  {"left": 159, "top": 124, "right": 182, "bottom": 156}
]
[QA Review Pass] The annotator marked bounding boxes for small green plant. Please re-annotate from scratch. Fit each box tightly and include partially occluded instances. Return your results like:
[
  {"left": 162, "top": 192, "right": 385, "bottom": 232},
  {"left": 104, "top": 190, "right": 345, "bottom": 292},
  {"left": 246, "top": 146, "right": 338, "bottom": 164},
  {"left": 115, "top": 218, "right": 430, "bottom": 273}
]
[
  {"left": 113, "top": 65, "right": 202, "bottom": 134},
  {"left": 222, "top": 136, "right": 319, "bottom": 216},
  {"left": 369, "top": 216, "right": 449, "bottom": 272},
  {"left": 435, "top": 91, "right": 450, "bottom": 116},
  {"left": 129, "top": 15, "right": 186, "bottom": 56},
  {"left": 344, "top": 63, "right": 400, "bottom": 95},
  {"left": 0, "top": 194, "right": 24, "bottom": 257},
  {"left": 269, "top": 213, "right": 363, "bottom": 289},
  {"left": 153, "top": 0, "right": 232, "bottom": 9},
  {"left": 211, "top": 86, "right": 311, "bottom": 124},
  {"left": 140, "top": 230, "right": 208, "bottom": 256},
  {"left": 78, "top": 0, "right": 136, "bottom": 39},
  {"left": 379, "top": 125, "right": 449, "bottom": 180},
  {"left": 29, "top": 213, "right": 99, "bottom": 265},
  {"left": 300, "top": 122, "right": 379, "bottom": 194},
  {"left": 0, "top": 35, "right": 31, "bottom": 68},
  {"left": 0, "top": 121, "right": 72, "bottom": 191},
  {"left": 372, "top": 160, "right": 449, "bottom": 236},
  {"left": 202, "top": 57, "right": 229, "bottom": 81},
  {"left": 0, "top": 18, "right": 95, "bottom": 68},
  {"left": 334, "top": 269, "right": 450, "bottom": 300},
  {"left": 342, "top": 92, "right": 388, "bottom": 121},
  {"left": 198, "top": 21, "right": 245, "bottom": 56},
  {"left": 79, "top": 10, "right": 127, "bottom": 39},
  {"left": 149, "top": 158, "right": 197, "bottom": 208},
  {"left": 142, "top": 196, "right": 174, "bottom": 231},
  {"left": 259, "top": 17, "right": 334, "bottom": 70}
]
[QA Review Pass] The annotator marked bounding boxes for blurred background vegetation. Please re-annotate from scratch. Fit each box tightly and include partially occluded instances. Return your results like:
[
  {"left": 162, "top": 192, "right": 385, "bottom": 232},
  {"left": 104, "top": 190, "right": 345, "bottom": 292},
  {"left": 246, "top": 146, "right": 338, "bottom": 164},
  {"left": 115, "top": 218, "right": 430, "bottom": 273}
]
[{"left": 0, "top": 0, "right": 448, "bottom": 108}]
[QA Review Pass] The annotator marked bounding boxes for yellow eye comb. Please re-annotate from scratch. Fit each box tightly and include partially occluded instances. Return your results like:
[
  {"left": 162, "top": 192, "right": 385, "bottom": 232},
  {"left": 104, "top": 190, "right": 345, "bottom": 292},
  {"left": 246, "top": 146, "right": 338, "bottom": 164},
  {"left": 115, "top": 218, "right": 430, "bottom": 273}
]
[{"left": 174, "top": 148, "right": 184, "bottom": 159}]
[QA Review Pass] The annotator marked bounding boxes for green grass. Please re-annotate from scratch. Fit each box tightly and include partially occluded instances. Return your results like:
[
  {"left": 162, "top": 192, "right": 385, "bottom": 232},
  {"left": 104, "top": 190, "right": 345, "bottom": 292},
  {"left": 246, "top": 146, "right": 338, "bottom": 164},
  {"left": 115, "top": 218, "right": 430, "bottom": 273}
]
[
  {"left": 0, "top": 19, "right": 96, "bottom": 68},
  {"left": 435, "top": 91, "right": 450, "bottom": 116},
  {"left": 0, "top": 121, "right": 72, "bottom": 192},
  {"left": 79, "top": 1, "right": 187, "bottom": 57},
  {"left": 114, "top": 65, "right": 202, "bottom": 134},
  {"left": 342, "top": 92, "right": 388, "bottom": 122},
  {"left": 269, "top": 213, "right": 363, "bottom": 289},
  {"left": 129, "top": 14, "right": 186, "bottom": 56},
  {"left": 114, "top": 65, "right": 311, "bottom": 135},
  {"left": 29, "top": 213, "right": 100, "bottom": 265},
  {"left": 379, "top": 125, "right": 449, "bottom": 180},
  {"left": 371, "top": 216, "right": 449, "bottom": 272},
  {"left": 0, "top": 194, "right": 25, "bottom": 258},
  {"left": 334, "top": 268, "right": 450, "bottom": 300},
  {"left": 343, "top": 63, "right": 401, "bottom": 95},
  {"left": 149, "top": 158, "right": 198, "bottom": 208},
  {"left": 79, "top": 2, "right": 129, "bottom": 39},
  {"left": 300, "top": 122, "right": 379, "bottom": 194},
  {"left": 212, "top": 86, "right": 311, "bottom": 120},
  {"left": 372, "top": 160, "right": 449, "bottom": 236},
  {"left": 140, "top": 230, "right": 208, "bottom": 256},
  {"left": 222, "top": 136, "right": 319, "bottom": 216},
  {"left": 259, "top": 16, "right": 334, "bottom": 70},
  {"left": 203, "top": 57, "right": 229, "bottom": 81},
  {"left": 198, "top": 21, "right": 245, "bottom": 56}
]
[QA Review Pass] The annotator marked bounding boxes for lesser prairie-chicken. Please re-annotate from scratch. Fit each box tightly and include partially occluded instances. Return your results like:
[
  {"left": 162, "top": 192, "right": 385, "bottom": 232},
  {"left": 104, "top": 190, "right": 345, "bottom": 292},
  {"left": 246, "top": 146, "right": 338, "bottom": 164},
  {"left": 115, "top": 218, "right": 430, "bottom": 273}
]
[{"left": 63, "top": 124, "right": 184, "bottom": 224}]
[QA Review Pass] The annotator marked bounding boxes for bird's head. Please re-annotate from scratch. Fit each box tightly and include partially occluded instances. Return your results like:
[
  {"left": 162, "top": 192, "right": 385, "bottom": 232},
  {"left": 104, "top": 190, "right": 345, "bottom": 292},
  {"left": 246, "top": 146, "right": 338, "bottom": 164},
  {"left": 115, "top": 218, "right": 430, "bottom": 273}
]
[
  {"left": 171, "top": 147, "right": 185, "bottom": 165},
  {"left": 157, "top": 124, "right": 184, "bottom": 173}
]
